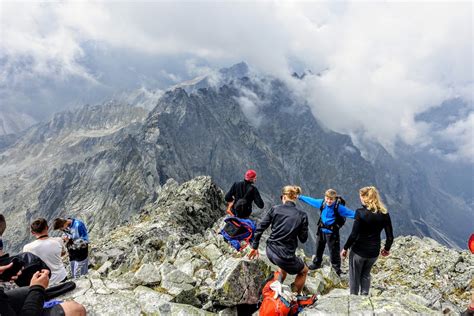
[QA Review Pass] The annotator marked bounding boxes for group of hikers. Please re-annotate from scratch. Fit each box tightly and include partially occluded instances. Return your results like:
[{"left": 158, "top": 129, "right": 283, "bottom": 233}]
[
  {"left": 0, "top": 215, "right": 88, "bottom": 316},
  {"left": 0, "top": 169, "right": 471, "bottom": 315},
  {"left": 223, "top": 169, "right": 394, "bottom": 297}
]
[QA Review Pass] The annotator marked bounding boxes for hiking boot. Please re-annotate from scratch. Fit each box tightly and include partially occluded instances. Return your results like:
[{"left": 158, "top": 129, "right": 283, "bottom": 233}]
[
  {"left": 0, "top": 214, "right": 5, "bottom": 236},
  {"left": 307, "top": 263, "right": 321, "bottom": 270}
]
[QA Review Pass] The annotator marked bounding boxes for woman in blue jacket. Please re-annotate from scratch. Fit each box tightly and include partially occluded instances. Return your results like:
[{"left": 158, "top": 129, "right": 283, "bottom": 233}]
[{"left": 298, "top": 189, "right": 355, "bottom": 275}]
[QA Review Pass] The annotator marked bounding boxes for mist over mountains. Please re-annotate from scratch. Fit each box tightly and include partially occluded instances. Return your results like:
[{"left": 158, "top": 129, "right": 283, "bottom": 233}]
[{"left": 0, "top": 63, "right": 472, "bottom": 253}]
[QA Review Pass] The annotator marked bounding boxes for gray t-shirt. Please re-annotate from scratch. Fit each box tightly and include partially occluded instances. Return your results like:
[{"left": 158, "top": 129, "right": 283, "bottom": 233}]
[{"left": 23, "top": 237, "right": 67, "bottom": 285}]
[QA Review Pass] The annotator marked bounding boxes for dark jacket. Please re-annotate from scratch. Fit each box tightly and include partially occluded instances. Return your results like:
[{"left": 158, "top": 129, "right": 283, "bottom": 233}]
[
  {"left": 224, "top": 180, "right": 264, "bottom": 218},
  {"left": 252, "top": 201, "right": 308, "bottom": 259},
  {"left": 0, "top": 285, "right": 45, "bottom": 316},
  {"left": 343, "top": 206, "right": 394, "bottom": 258}
]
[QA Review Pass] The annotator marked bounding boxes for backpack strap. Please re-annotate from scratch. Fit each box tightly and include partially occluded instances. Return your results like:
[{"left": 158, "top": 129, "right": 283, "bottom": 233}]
[
  {"left": 242, "top": 183, "right": 253, "bottom": 200},
  {"left": 318, "top": 200, "right": 340, "bottom": 232}
]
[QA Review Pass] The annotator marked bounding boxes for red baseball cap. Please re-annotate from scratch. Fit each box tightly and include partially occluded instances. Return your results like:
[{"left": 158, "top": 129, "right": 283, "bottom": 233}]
[{"left": 244, "top": 169, "right": 257, "bottom": 181}]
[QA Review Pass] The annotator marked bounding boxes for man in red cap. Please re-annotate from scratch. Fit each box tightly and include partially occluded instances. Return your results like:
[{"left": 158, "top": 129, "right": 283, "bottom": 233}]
[{"left": 225, "top": 169, "right": 264, "bottom": 218}]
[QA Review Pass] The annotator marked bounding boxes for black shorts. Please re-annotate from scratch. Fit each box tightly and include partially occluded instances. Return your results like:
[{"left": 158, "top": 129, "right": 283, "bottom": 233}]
[
  {"left": 43, "top": 305, "right": 65, "bottom": 316},
  {"left": 266, "top": 245, "right": 305, "bottom": 275}
]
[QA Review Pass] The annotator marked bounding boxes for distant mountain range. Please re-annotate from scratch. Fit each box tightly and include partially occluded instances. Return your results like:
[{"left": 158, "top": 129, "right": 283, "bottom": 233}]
[
  {"left": 0, "top": 110, "right": 36, "bottom": 136},
  {"left": 0, "top": 63, "right": 472, "bottom": 253}
]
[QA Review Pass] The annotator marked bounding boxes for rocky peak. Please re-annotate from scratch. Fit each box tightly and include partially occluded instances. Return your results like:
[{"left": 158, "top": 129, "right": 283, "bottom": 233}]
[{"left": 54, "top": 176, "right": 470, "bottom": 315}]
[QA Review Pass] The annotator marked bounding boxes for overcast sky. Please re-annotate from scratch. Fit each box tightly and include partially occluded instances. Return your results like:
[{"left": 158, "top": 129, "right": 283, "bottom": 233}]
[{"left": 0, "top": 1, "right": 472, "bottom": 161}]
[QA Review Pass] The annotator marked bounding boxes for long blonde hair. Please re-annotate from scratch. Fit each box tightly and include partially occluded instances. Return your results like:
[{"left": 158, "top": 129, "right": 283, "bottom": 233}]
[
  {"left": 359, "top": 186, "right": 388, "bottom": 214},
  {"left": 282, "top": 185, "right": 302, "bottom": 201}
]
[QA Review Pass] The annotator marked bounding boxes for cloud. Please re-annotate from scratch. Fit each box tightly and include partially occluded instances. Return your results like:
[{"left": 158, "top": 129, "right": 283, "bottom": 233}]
[
  {"left": 438, "top": 113, "right": 474, "bottom": 162},
  {"left": 0, "top": 1, "right": 472, "bottom": 160}
]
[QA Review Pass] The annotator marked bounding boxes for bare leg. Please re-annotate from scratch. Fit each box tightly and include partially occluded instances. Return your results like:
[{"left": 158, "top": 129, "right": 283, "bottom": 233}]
[
  {"left": 294, "top": 265, "right": 309, "bottom": 294},
  {"left": 279, "top": 269, "right": 287, "bottom": 283},
  {"left": 60, "top": 301, "right": 86, "bottom": 316}
]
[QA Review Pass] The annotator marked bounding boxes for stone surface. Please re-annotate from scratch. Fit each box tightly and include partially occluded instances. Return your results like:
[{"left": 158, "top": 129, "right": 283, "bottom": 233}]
[{"left": 50, "top": 178, "right": 469, "bottom": 315}]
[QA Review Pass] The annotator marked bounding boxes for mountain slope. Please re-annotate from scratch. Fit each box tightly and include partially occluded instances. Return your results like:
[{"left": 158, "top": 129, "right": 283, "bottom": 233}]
[{"left": 0, "top": 65, "right": 471, "bottom": 252}]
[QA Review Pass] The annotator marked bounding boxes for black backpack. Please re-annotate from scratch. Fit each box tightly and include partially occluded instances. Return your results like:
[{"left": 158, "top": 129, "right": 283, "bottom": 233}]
[
  {"left": 318, "top": 196, "right": 346, "bottom": 230},
  {"left": 0, "top": 252, "right": 51, "bottom": 287},
  {"left": 232, "top": 184, "right": 253, "bottom": 218}
]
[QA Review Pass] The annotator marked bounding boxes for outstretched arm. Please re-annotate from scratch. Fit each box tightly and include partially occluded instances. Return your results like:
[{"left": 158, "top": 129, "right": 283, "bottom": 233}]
[
  {"left": 298, "top": 195, "right": 323, "bottom": 209},
  {"left": 338, "top": 204, "right": 356, "bottom": 219}
]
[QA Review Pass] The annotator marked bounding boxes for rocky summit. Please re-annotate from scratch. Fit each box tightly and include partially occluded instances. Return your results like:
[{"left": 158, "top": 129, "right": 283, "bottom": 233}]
[{"left": 53, "top": 176, "right": 471, "bottom": 315}]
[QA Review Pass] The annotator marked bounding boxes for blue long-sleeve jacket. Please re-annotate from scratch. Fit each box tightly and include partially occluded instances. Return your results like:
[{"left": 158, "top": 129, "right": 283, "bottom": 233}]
[
  {"left": 298, "top": 195, "right": 355, "bottom": 233},
  {"left": 65, "top": 218, "right": 89, "bottom": 242}
]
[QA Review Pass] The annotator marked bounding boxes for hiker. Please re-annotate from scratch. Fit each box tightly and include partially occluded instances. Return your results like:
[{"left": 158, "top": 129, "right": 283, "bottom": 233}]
[
  {"left": 340, "top": 186, "right": 394, "bottom": 295},
  {"left": 53, "top": 218, "right": 89, "bottom": 278},
  {"left": 0, "top": 214, "right": 5, "bottom": 256},
  {"left": 248, "top": 185, "right": 309, "bottom": 294},
  {"left": 298, "top": 189, "right": 355, "bottom": 274},
  {"left": 225, "top": 169, "right": 264, "bottom": 218},
  {"left": 0, "top": 263, "right": 86, "bottom": 316},
  {"left": 22, "top": 218, "right": 68, "bottom": 285}
]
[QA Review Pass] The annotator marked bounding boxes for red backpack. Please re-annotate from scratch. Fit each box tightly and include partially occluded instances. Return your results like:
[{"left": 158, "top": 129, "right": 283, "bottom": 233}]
[
  {"left": 259, "top": 271, "right": 318, "bottom": 316},
  {"left": 259, "top": 271, "right": 298, "bottom": 316}
]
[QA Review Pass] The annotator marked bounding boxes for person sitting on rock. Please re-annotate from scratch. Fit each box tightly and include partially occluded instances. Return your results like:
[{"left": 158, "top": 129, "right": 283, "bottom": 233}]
[
  {"left": 0, "top": 214, "right": 6, "bottom": 257},
  {"left": 340, "top": 186, "right": 394, "bottom": 295},
  {"left": 23, "top": 218, "right": 68, "bottom": 285},
  {"left": 298, "top": 189, "right": 355, "bottom": 275},
  {"left": 248, "top": 185, "right": 309, "bottom": 294},
  {"left": 0, "top": 263, "right": 86, "bottom": 316},
  {"left": 53, "top": 217, "right": 89, "bottom": 279},
  {"left": 225, "top": 169, "right": 264, "bottom": 218}
]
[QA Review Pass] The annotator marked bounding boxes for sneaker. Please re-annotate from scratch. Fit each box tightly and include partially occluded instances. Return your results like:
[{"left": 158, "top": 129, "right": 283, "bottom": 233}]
[{"left": 307, "top": 263, "right": 321, "bottom": 270}]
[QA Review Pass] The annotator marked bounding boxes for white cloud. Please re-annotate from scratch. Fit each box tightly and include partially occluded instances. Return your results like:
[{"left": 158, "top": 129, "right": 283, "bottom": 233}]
[
  {"left": 439, "top": 113, "right": 474, "bottom": 163},
  {"left": 235, "top": 87, "right": 265, "bottom": 127},
  {"left": 0, "top": 1, "right": 472, "bottom": 160}
]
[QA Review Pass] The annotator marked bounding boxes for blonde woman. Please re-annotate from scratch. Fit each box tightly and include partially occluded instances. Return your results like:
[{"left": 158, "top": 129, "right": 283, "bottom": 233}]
[
  {"left": 248, "top": 186, "right": 309, "bottom": 294},
  {"left": 341, "top": 186, "right": 394, "bottom": 295}
]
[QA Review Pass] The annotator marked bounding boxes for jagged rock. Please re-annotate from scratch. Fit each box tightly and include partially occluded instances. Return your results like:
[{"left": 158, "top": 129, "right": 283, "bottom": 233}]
[
  {"left": 210, "top": 258, "right": 272, "bottom": 306},
  {"left": 160, "top": 263, "right": 196, "bottom": 296},
  {"left": 73, "top": 292, "right": 142, "bottom": 316},
  {"left": 96, "top": 261, "right": 113, "bottom": 275},
  {"left": 194, "top": 243, "right": 224, "bottom": 263},
  {"left": 300, "top": 289, "right": 443, "bottom": 315},
  {"left": 103, "top": 279, "right": 134, "bottom": 291},
  {"left": 370, "top": 236, "right": 473, "bottom": 311},
  {"left": 154, "top": 302, "right": 216, "bottom": 316},
  {"left": 47, "top": 178, "right": 472, "bottom": 315},
  {"left": 132, "top": 263, "right": 162, "bottom": 286},
  {"left": 133, "top": 286, "right": 173, "bottom": 314}
]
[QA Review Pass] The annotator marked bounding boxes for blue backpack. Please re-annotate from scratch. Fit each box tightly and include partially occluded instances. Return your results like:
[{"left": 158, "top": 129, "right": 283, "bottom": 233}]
[{"left": 220, "top": 217, "right": 256, "bottom": 251}]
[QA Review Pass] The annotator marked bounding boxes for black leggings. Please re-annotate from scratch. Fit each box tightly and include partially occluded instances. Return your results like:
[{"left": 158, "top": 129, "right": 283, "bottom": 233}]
[{"left": 313, "top": 229, "right": 342, "bottom": 274}]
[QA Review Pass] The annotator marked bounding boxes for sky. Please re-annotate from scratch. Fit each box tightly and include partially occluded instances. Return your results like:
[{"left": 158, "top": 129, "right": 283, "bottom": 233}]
[{"left": 0, "top": 1, "right": 473, "bottom": 161}]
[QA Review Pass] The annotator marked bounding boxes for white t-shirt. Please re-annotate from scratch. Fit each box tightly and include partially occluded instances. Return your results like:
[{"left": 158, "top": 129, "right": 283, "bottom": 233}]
[{"left": 23, "top": 237, "right": 67, "bottom": 285}]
